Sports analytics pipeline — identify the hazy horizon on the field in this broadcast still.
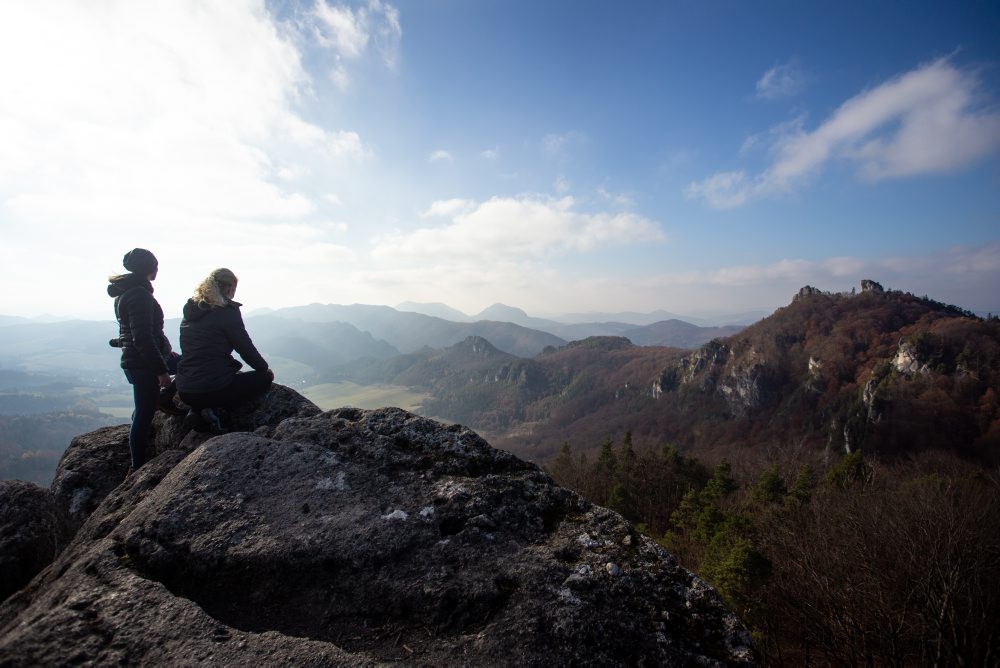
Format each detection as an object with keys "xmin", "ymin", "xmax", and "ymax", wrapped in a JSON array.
[
  {"xmin": 2, "ymin": 2, "xmax": 999, "ymax": 320},
  {"xmin": 0, "ymin": 296, "xmax": 771, "ymax": 327}
]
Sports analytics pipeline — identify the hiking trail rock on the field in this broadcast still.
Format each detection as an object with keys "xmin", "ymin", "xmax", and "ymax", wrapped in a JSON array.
[{"xmin": 0, "ymin": 389, "xmax": 756, "ymax": 665}]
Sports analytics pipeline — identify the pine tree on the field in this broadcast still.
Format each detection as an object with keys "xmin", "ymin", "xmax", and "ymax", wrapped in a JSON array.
[
  {"xmin": 752, "ymin": 463, "xmax": 787, "ymax": 505},
  {"xmin": 548, "ymin": 441, "xmax": 577, "ymax": 487},
  {"xmin": 608, "ymin": 430, "xmax": 638, "ymax": 520},
  {"xmin": 786, "ymin": 464, "xmax": 817, "ymax": 507},
  {"xmin": 588, "ymin": 436, "xmax": 617, "ymax": 505}
]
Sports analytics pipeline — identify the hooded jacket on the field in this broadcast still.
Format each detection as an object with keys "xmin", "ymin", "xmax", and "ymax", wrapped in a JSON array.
[
  {"xmin": 108, "ymin": 274, "xmax": 171, "ymax": 374},
  {"xmin": 175, "ymin": 299, "xmax": 268, "ymax": 393}
]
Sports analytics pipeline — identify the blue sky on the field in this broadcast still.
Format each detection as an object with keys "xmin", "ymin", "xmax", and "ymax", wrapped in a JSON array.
[{"xmin": 1, "ymin": 1, "xmax": 998, "ymax": 321}]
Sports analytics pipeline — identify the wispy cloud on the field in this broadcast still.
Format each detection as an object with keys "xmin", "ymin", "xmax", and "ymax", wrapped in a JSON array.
[
  {"xmin": 312, "ymin": 0, "xmax": 402, "ymax": 80},
  {"xmin": 689, "ymin": 58, "xmax": 1000, "ymax": 209},
  {"xmin": 542, "ymin": 131, "xmax": 585, "ymax": 157},
  {"xmin": 597, "ymin": 186, "xmax": 635, "ymax": 208},
  {"xmin": 428, "ymin": 149, "xmax": 454, "ymax": 163},
  {"xmin": 480, "ymin": 147, "xmax": 500, "ymax": 160},
  {"xmin": 756, "ymin": 60, "xmax": 806, "ymax": 100},
  {"xmin": 563, "ymin": 244, "xmax": 1000, "ymax": 315},
  {"xmin": 421, "ymin": 199, "xmax": 475, "ymax": 218}
]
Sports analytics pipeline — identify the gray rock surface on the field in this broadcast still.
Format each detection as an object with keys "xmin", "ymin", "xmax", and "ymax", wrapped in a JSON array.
[
  {"xmin": 50, "ymin": 424, "xmax": 132, "ymax": 538},
  {"xmin": 0, "ymin": 481, "xmax": 67, "ymax": 602},
  {"xmin": 0, "ymin": 399, "xmax": 756, "ymax": 665},
  {"xmin": 49, "ymin": 384, "xmax": 321, "ymax": 541},
  {"xmin": 152, "ymin": 383, "xmax": 322, "ymax": 453}
]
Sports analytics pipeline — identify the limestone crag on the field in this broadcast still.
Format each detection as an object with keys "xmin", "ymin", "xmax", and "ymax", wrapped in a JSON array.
[
  {"xmin": 656, "ymin": 340, "xmax": 772, "ymax": 417},
  {"xmin": 892, "ymin": 341, "xmax": 930, "ymax": 376},
  {"xmin": 0, "ymin": 389, "xmax": 755, "ymax": 665}
]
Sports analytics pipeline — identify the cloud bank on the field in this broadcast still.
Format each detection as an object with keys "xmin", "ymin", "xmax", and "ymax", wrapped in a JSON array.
[{"xmin": 374, "ymin": 195, "xmax": 665, "ymax": 264}]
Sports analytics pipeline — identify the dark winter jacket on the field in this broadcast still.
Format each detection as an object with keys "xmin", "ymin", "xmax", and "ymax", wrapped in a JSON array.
[
  {"xmin": 108, "ymin": 274, "xmax": 171, "ymax": 374},
  {"xmin": 176, "ymin": 299, "xmax": 268, "ymax": 393}
]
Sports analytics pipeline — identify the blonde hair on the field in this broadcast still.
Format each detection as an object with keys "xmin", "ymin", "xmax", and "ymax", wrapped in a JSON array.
[{"xmin": 192, "ymin": 268, "xmax": 238, "ymax": 308}]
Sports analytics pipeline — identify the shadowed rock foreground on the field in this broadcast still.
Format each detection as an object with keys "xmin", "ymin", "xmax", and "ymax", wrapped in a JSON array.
[{"xmin": 0, "ymin": 385, "xmax": 755, "ymax": 665}]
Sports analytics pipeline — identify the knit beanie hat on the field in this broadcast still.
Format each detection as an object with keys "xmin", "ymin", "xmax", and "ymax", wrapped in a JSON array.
[{"xmin": 123, "ymin": 248, "xmax": 158, "ymax": 275}]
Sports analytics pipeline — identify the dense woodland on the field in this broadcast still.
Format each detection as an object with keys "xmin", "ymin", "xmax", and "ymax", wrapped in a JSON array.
[
  {"xmin": 539, "ymin": 286, "xmax": 1000, "ymax": 665},
  {"xmin": 548, "ymin": 434, "xmax": 1000, "ymax": 665}
]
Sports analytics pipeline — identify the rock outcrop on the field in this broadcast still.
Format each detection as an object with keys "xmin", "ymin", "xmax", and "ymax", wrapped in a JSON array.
[
  {"xmin": 0, "ymin": 387, "xmax": 755, "ymax": 665},
  {"xmin": 0, "ymin": 480, "xmax": 68, "ymax": 601},
  {"xmin": 860, "ymin": 279, "xmax": 884, "ymax": 293}
]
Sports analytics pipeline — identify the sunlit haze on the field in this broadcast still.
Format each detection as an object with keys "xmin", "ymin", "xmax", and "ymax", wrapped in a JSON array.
[{"xmin": 2, "ymin": 1, "xmax": 999, "ymax": 321}]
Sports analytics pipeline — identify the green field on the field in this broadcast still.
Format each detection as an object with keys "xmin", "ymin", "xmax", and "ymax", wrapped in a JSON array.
[{"xmin": 302, "ymin": 382, "xmax": 430, "ymax": 412}]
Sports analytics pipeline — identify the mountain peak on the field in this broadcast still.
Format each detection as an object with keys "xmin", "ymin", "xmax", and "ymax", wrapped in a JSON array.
[{"xmin": 475, "ymin": 303, "xmax": 530, "ymax": 320}]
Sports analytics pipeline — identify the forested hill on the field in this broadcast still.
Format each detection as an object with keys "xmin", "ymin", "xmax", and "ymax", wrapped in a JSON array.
[{"xmin": 391, "ymin": 281, "xmax": 999, "ymax": 465}]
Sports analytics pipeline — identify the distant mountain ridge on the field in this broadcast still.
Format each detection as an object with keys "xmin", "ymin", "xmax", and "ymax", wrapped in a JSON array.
[
  {"xmin": 0, "ymin": 302, "xmax": 743, "ymax": 393},
  {"xmin": 388, "ymin": 301, "xmax": 743, "ymax": 347},
  {"xmin": 264, "ymin": 303, "xmax": 566, "ymax": 358},
  {"xmin": 343, "ymin": 282, "xmax": 1000, "ymax": 465}
]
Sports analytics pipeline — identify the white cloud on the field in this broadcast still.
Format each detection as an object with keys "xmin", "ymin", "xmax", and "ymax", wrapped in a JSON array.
[
  {"xmin": 554, "ymin": 175, "xmax": 571, "ymax": 194},
  {"xmin": 597, "ymin": 186, "xmax": 635, "ymax": 208},
  {"xmin": 312, "ymin": 0, "xmax": 402, "ymax": 82},
  {"xmin": 0, "ymin": 1, "xmax": 378, "ymax": 318},
  {"xmin": 480, "ymin": 147, "xmax": 500, "ymax": 160},
  {"xmin": 372, "ymin": 195, "xmax": 665, "ymax": 265},
  {"xmin": 756, "ymin": 60, "xmax": 805, "ymax": 100},
  {"xmin": 421, "ymin": 199, "xmax": 475, "ymax": 218},
  {"xmin": 684, "ymin": 171, "xmax": 752, "ymax": 209},
  {"xmin": 542, "ymin": 131, "xmax": 585, "ymax": 157},
  {"xmin": 428, "ymin": 150, "xmax": 454, "ymax": 163},
  {"xmin": 328, "ymin": 130, "xmax": 370, "ymax": 159},
  {"xmin": 369, "ymin": 0, "xmax": 403, "ymax": 70},
  {"xmin": 313, "ymin": 2, "xmax": 369, "ymax": 57},
  {"xmin": 690, "ymin": 58, "xmax": 1000, "ymax": 209}
]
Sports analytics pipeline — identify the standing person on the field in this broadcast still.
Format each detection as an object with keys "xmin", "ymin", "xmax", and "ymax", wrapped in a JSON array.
[
  {"xmin": 176, "ymin": 268, "xmax": 273, "ymax": 431},
  {"xmin": 108, "ymin": 248, "xmax": 180, "ymax": 471}
]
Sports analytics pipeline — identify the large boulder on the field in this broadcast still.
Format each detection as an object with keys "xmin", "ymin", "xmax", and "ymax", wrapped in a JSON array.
[
  {"xmin": 152, "ymin": 383, "xmax": 322, "ymax": 451},
  {"xmin": 0, "ymin": 405, "xmax": 755, "ymax": 665},
  {"xmin": 49, "ymin": 384, "xmax": 320, "ymax": 539},
  {"xmin": 50, "ymin": 424, "xmax": 132, "ymax": 538},
  {"xmin": 0, "ymin": 481, "xmax": 68, "ymax": 602}
]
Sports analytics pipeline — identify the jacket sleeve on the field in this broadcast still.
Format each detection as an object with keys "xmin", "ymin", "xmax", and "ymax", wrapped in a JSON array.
[
  {"xmin": 125, "ymin": 291, "xmax": 169, "ymax": 374},
  {"xmin": 224, "ymin": 307, "xmax": 269, "ymax": 372}
]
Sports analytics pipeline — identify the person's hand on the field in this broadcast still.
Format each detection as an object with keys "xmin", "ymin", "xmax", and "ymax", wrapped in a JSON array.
[{"xmin": 158, "ymin": 373, "xmax": 172, "ymax": 389}]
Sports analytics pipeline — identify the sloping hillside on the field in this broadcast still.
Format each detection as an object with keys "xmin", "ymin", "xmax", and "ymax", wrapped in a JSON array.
[
  {"xmin": 267, "ymin": 303, "xmax": 567, "ymax": 357},
  {"xmin": 489, "ymin": 283, "xmax": 999, "ymax": 464}
]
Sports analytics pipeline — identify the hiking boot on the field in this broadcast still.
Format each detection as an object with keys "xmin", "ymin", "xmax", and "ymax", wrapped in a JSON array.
[
  {"xmin": 199, "ymin": 408, "xmax": 226, "ymax": 434},
  {"xmin": 183, "ymin": 409, "xmax": 215, "ymax": 433}
]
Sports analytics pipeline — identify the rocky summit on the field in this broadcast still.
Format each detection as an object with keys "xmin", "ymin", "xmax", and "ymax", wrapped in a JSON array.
[{"xmin": 0, "ymin": 385, "xmax": 755, "ymax": 666}]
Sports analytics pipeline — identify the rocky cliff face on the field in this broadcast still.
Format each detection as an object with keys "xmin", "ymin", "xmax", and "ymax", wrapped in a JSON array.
[
  {"xmin": 0, "ymin": 386, "xmax": 755, "ymax": 665},
  {"xmin": 655, "ymin": 339, "xmax": 774, "ymax": 417}
]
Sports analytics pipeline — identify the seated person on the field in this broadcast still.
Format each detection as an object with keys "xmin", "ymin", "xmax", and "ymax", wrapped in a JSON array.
[{"xmin": 176, "ymin": 268, "xmax": 273, "ymax": 430}]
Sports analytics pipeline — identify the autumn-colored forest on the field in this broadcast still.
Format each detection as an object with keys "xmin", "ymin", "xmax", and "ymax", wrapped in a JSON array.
[{"xmin": 539, "ymin": 286, "xmax": 1000, "ymax": 664}]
